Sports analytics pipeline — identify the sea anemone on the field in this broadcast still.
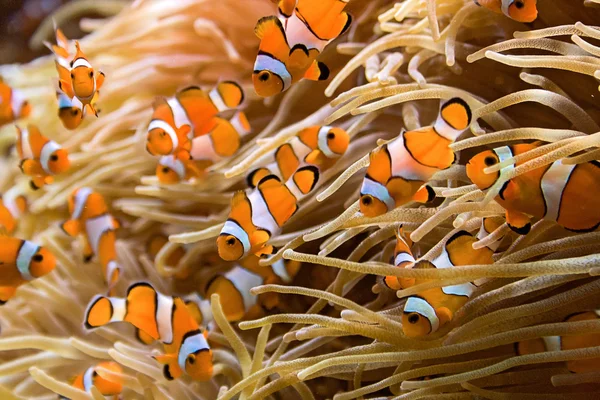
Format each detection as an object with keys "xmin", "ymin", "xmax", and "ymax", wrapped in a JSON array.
[{"xmin": 0, "ymin": 0, "xmax": 599, "ymax": 399}]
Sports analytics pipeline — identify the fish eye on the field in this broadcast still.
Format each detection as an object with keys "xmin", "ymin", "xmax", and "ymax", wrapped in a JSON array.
[
  {"xmin": 160, "ymin": 131, "xmax": 166, "ymax": 137},
  {"xmin": 187, "ymin": 354, "xmax": 195, "ymax": 364},
  {"xmin": 408, "ymin": 314, "xmax": 419, "ymax": 324},
  {"xmin": 50, "ymin": 155, "xmax": 59, "ymax": 161},
  {"xmin": 32, "ymin": 254, "xmax": 43, "ymax": 262},
  {"xmin": 226, "ymin": 237, "xmax": 236, "ymax": 246},
  {"xmin": 361, "ymin": 196, "xmax": 372, "ymax": 206},
  {"xmin": 327, "ymin": 132, "xmax": 335, "ymax": 140},
  {"xmin": 89, "ymin": 71, "xmax": 94, "ymax": 78},
  {"xmin": 162, "ymin": 167, "xmax": 170, "ymax": 173},
  {"xmin": 484, "ymin": 156, "xmax": 496, "ymax": 167},
  {"xmin": 92, "ymin": 371, "xmax": 98, "ymax": 377},
  {"xmin": 258, "ymin": 71, "xmax": 270, "ymax": 82},
  {"xmin": 514, "ymin": 0, "xmax": 524, "ymax": 9},
  {"xmin": 71, "ymin": 109, "xmax": 79, "ymax": 116}
]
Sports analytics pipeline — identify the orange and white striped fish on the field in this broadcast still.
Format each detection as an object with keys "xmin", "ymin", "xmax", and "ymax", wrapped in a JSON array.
[
  {"xmin": 85, "ymin": 282, "xmax": 213, "ymax": 381},
  {"xmin": 239, "ymin": 251, "xmax": 302, "ymax": 285},
  {"xmin": 474, "ymin": 0, "xmax": 538, "ymax": 23},
  {"xmin": 0, "ymin": 76, "xmax": 31, "ymax": 126},
  {"xmin": 360, "ymin": 98, "xmax": 472, "ymax": 218},
  {"xmin": 383, "ymin": 226, "xmax": 416, "ymax": 291},
  {"xmin": 400, "ymin": 221, "xmax": 501, "ymax": 337},
  {"xmin": 61, "ymin": 188, "xmax": 120, "ymax": 292},
  {"xmin": 156, "ymin": 112, "xmax": 251, "ymax": 184},
  {"xmin": 246, "ymin": 125, "xmax": 349, "ymax": 188},
  {"xmin": 0, "ymin": 235, "xmax": 56, "ymax": 304},
  {"xmin": 516, "ymin": 310, "xmax": 600, "ymax": 373},
  {"xmin": 253, "ymin": 0, "xmax": 352, "ymax": 97},
  {"xmin": 0, "ymin": 187, "xmax": 27, "ymax": 235},
  {"xmin": 146, "ymin": 82, "xmax": 245, "ymax": 161},
  {"xmin": 44, "ymin": 23, "xmax": 88, "ymax": 129},
  {"xmin": 16, "ymin": 124, "xmax": 70, "ymax": 190},
  {"xmin": 217, "ymin": 174, "xmax": 303, "ymax": 261},
  {"xmin": 466, "ymin": 143, "xmax": 600, "ymax": 234},
  {"xmin": 59, "ymin": 361, "xmax": 123, "ymax": 400},
  {"xmin": 59, "ymin": 41, "xmax": 105, "ymax": 117}
]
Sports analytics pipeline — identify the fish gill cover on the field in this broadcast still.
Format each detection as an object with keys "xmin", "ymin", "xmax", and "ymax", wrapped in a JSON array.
[{"xmin": 0, "ymin": 0, "xmax": 599, "ymax": 399}]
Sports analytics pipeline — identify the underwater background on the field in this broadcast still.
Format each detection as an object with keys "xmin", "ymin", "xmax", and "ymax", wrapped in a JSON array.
[{"xmin": 0, "ymin": 0, "xmax": 599, "ymax": 399}]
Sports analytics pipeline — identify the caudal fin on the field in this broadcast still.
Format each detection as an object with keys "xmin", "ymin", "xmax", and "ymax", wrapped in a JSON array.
[
  {"xmin": 84, "ymin": 294, "xmax": 126, "ymax": 329},
  {"xmin": 433, "ymin": 97, "xmax": 472, "ymax": 141},
  {"xmin": 209, "ymin": 81, "xmax": 244, "ymax": 112}
]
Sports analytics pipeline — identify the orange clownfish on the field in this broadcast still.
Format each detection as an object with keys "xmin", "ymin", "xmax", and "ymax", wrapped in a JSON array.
[
  {"xmin": 84, "ymin": 282, "xmax": 213, "ymax": 381},
  {"xmin": 217, "ymin": 174, "xmax": 301, "ymax": 261},
  {"xmin": 252, "ymin": 0, "xmax": 352, "ymax": 97},
  {"xmin": 247, "ymin": 125, "xmax": 349, "ymax": 188},
  {"xmin": 0, "ymin": 76, "xmax": 31, "ymax": 127},
  {"xmin": 516, "ymin": 310, "xmax": 600, "ymax": 373},
  {"xmin": 44, "ymin": 23, "xmax": 86, "ymax": 129},
  {"xmin": 146, "ymin": 82, "xmax": 245, "ymax": 161},
  {"xmin": 383, "ymin": 226, "xmax": 416, "ymax": 291},
  {"xmin": 466, "ymin": 143, "xmax": 600, "ymax": 234},
  {"xmin": 156, "ymin": 112, "xmax": 251, "ymax": 184},
  {"xmin": 59, "ymin": 361, "xmax": 123, "ymax": 400},
  {"xmin": 401, "ymin": 224, "xmax": 501, "ymax": 337},
  {"xmin": 59, "ymin": 41, "xmax": 104, "ymax": 117},
  {"xmin": 0, "ymin": 236, "xmax": 56, "ymax": 305},
  {"xmin": 0, "ymin": 187, "xmax": 27, "ymax": 235},
  {"xmin": 61, "ymin": 187, "xmax": 121, "ymax": 292},
  {"xmin": 359, "ymin": 98, "xmax": 472, "ymax": 218},
  {"xmin": 16, "ymin": 124, "xmax": 71, "ymax": 190},
  {"xmin": 474, "ymin": 0, "xmax": 538, "ymax": 23}
]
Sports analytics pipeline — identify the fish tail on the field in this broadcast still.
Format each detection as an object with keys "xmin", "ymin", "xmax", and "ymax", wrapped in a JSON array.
[
  {"xmin": 209, "ymin": 81, "xmax": 244, "ymax": 112},
  {"xmin": 433, "ymin": 97, "xmax": 472, "ymax": 140},
  {"xmin": 84, "ymin": 294, "xmax": 126, "ymax": 330}
]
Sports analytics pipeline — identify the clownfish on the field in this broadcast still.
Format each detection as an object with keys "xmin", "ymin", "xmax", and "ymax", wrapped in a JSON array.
[
  {"xmin": 252, "ymin": 0, "xmax": 352, "ymax": 97},
  {"xmin": 466, "ymin": 143, "xmax": 600, "ymax": 234},
  {"xmin": 59, "ymin": 41, "xmax": 104, "ymax": 117},
  {"xmin": 383, "ymin": 226, "xmax": 416, "ymax": 291},
  {"xmin": 0, "ymin": 187, "xmax": 27, "ymax": 235},
  {"xmin": 84, "ymin": 282, "xmax": 213, "ymax": 381},
  {"xmin": 516, "ymin": 310, "xmax": 600, "ymax": 373},
  {"xmin": 58, "ymin": 361, "xmax": 123, "ymax": 400},
  {"xmin": 16, "ymin": 124, "xmax": 71, "ymax": 190},
  {"xmin": 146, "ymin": 82, "xmax": 245, "ymax": 161},
  {"xmin": 156, "ymin": 112, "xmax": 251, "ymax": 184},
  {"xmin": 0, "ymin": 236, "xmax": 56, "ymax": 304},
  {"xmin": 61, "ymin": 188, "xmax": 121, "ymax": 292},
  {"xmin": 217, "ymin": 174, "xmax": 303, "ymax": 261},
  {"xmin": 401, "ymin": 222, "xmax": 501, "ymax": 337},
  {"xmin": 474, "ymin": 0, "xmax": 538, "ymax": 23},
  {"xmin": 0, "ymin": 76, "xmax": 31, "ymax": 126},
  {"xmin": 359, "ymin": 98, "xmax": 472, "ymax": 218},
  {"xmin": 44, "ymin": 23, "xmax": 86, "ymax": 129},
  {"xmin": 239, "ymin": 251, "xmax": 302, "ymax": 285},
  {"xmin": 247, "ymin": 125, "xmax": 349, "ymax": 188},
  {"xmin": 146, "ymin": 234, "xmax": 192, "ymax": 280}
]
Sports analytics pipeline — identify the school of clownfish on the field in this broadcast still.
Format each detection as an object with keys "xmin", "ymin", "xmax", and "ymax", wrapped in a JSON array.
[{"xmin": 1, "ymin": 0, "xmax": 599, "ymax": 397}]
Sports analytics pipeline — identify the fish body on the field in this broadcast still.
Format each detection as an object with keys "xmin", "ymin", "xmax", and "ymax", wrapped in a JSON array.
[
  {"xmin": 156, "ymin": 112, "xmax": 251, "ymax": 184},
  {"xmin": 252, "ymin": 0, "xmax": 352, "ymax": 97},
  {"xmin": 384, "ymin": 226, "xmax": 416, "ymax": 291},
  {"xmin": 16, "ymin": 124, "xmax": 70, "ymax": 190},
  {"xmin": 0, "ymin": 76, "xmax": 31, "ymax": 126},
  {"xmin": 0, "ymin": 187, "xmax": 27, "ymax": 235},
  {"xmin": 146, "ymin": 82, "xmax": 245, "ymax": 161},
  {"xmin": 516, "ymin": 310, "xmax": 600, "ymax": 373},
  {"xmin": 44, "ymin": 24, "xmax": 86, "ymax": 129},
  {"xmin": 217, "ymin": 175, "xmax": 300, "ymax": 261},
  {"xmin": 466, "ymin": 143, "xmax": 600, "ymax": 234},
  {"xmin": 475, "ymin": 0, "xmax": 538, "ymax": 23},
  {"xmin": 61, "ymin": 188, "xmax": 121, "ymax": 292},
  {"xmin": 59, "ymin": 41, "xmax": 104, "ymax": 117},
  {"xmin": 84, "ymin": 282, "xmax": 213, "ymax": 381},
  {"xmin": 0, "ymin": 236, "xmax": 56, "ymax": 301},
  {"xmin": 359, "ymin": 98, "xmax": 472, "ymax": 217},
  {"xmin": 401, "ymin": 224, "xmax": 500, "ymax": 337},
  {"xmin": 62, "ymin": 361, "xmax": 123, "ymax": 399},
  {"xmin": 247, "ymin": 125, "xmax": 349, "ymax": 188}
]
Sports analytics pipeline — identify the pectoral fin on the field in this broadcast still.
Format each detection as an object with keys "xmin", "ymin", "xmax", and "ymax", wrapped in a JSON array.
[
  {"xmin": 153, "ymin": 353, "xmax": 183, "ymax": 381},
  {"xmin": 61, "ymin": 219, "xmax": 82, "ymax": 237}
]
